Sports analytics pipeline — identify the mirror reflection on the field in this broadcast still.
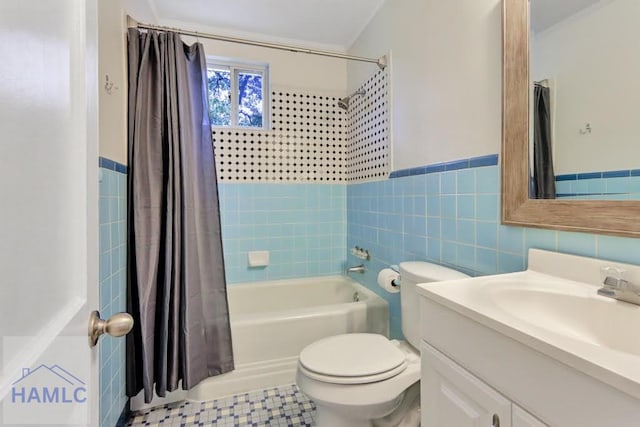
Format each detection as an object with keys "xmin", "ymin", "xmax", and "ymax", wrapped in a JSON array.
[{"xmin": 529, "ymin": 0, "xmax": 640, "ymax": 200}]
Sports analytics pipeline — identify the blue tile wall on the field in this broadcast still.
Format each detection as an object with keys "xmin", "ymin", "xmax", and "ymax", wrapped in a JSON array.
[
  {"xmin": 555, "ymin": 169, "xmax": 640, "ymax": 199},
  {"xmin": 99, "ymin": 160, "xmax": 128, "ymax": 427},
  {"xmin": 218, "ymin": 183, "xmax": 346, "ymax": 283},
  {"xmin": 347, "ymin": 155, "xmax": 640, "ymax": 339}
]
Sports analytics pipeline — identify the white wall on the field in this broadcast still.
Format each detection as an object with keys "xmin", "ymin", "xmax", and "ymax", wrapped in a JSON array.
[
  {"xmin": 165, "ymin": 19, "xmax": 348, "ymax": 94},
  {"xmin": 98, "ymin": 0, "xmax": 128, "ymax": 165},
  {"xmin": 181, "ymin": 32, "xmax": 348, "ymax": 93},
  {"xmin": 97, "ymin": 2, "xmax": 348, "ymax": 165},
  {"xmin": 532, "ymin": 0, "xmax": 640, "ymax": 174},
  {"xmin": 348, "ymin": 0, "xmax": 503, "ymax": 171}
]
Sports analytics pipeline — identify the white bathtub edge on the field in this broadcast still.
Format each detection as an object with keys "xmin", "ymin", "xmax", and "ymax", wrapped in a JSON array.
[
  {"xmin": 187, "ymin": 356, "xmax": 299, "ymax": 402},
  {"xmin": 130, "ymin": 357, "xmax": 299, "ymax": 411}
]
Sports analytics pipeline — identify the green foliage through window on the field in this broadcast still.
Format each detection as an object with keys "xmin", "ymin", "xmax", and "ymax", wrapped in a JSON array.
[
  {"xmin": 238, "ymin": 72, "xmax": 263, "ymax": 127},
  {"xmin": 206, "ymin": 61, "xmax": 267, "ymax": 129},
  {"xmin": 207, "ymin": 69, "xmax": 231, "ymax": 127}
]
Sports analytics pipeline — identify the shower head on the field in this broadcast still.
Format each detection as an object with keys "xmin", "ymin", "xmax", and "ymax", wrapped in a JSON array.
[{"xmin": 338, "ymin": 89, "xmax": 366, "ymax": 111}]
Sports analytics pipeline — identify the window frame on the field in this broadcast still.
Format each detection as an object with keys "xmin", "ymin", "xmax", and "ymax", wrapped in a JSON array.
[{"xmin": 206, "ymin": 58, "xmax": 270, "ymax": 131}]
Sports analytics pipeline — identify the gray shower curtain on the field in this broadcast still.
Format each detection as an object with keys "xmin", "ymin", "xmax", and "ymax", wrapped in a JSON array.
[
  {"xmin": 532, "ymin": 84, "xmax": 556, "ymax": 199},
  {"xmin": 126, "ymin": 28, "xmax": 234, "ymax": 403}
]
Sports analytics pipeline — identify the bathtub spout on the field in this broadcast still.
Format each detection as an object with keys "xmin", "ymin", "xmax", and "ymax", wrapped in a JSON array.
[{"xmin": 347, "ymin": 264, "xmax": 365, "ymax": 274}]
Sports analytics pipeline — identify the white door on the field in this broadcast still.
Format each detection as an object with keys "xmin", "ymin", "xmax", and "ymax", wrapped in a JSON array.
[
  {"xmin": 422, "ymin": 342, "xmax": 512, "ymax": 427},
  {"xmin": 0, "ymin": 0, "xmax": 100, "ymax": 425}
]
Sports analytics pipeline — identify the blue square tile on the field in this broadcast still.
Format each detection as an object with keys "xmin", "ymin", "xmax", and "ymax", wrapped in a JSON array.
[
  {"xmin": 405, "ymin": 235, "xmax": 427, "ymax": 257},
  {"xmin": 476, "ymin": 194, "xmax": 498, "ymax": 221},
  {"xmin": 498, "ymin": 252, "xmax": 525, "ymax": 273},
  {"xmin": 426, "ymin": 196, "xmax": 441, "ymax": 217},
  {"xmin": 555, "ymin": 181, "xmax": 571, "ymax": 195},
  {"xmin": 407, "ymin": 216, "xmax": 427, "ymax": 236},
  {"xmin": 499, "ymin": 226, "xmax": 524, "ymax": 254},
  {"xmin": 629, "ymin": 176, "xmax": 640, "ymax": 194},
  {"xmin": 457, "ymin": 195, "xmax": 475, "ymax": 219},
  {"xmin": 457, "ymin": 169, "xmax": 476, "ymax": 194},
  {"xmin": 476, "ymin": 248, "xmax": 498, "ymax": 274},
  {"xmin": 426, "ymin": 174, "xmax": 440, "ymax": 195},
  {"xmin": 99, "ymin": 197, "xmax": 110, "ymax": 224},
  {"xmin": 394, "ymin": 177, "xmax": 412, "ymax": 195},
  {"xmin": 597, "ymin": 236, "xmax": 640, "ymax": 265},
  {"xmin": 571, "ymin": 180, "xmax": 588, "ymax": 194},
  {"xmin": 100, "ymin": 224, "xmax": 110, "ymax": 254},
  {"xmin": 557, "ymin": 232, "xmax": 596, "ymax": 258},
  {"xmin": 441, "ymin": 195, "xmax": 457, "ymax": 218},
  {"xmin": 402, "ymin": 196, "xmax": 414, "ymax": 215},
  {"xmin": 441, "ymin": 172, "xmax": 457, "ymax": 194},
  {"xmin": 585, "ymin": 178, "xmax": 606, "ymax": 194},
  {"xmin": 476, "ymin": 221, "xmax": 498, "ymax": 249},
  {"xmin": 476, "ymin": 166, "xmax": 499, "ymax": 194},
  {"xmin": 427, "ymin": 238, "xmax": 441, "ymax": 261},
  {"xmin": 411, "ymin": 175, "xmax": 427, "ymax": 195},
  {"xmin": 442, "ymin": 241, "xmax": 457, "ymax": 264},
  {"xmin": 427, "ymin": 217, "xmax": 441, "ymax": 239},
  {"xmin": 524, "ymin": 228, "xmax": 557, "ymax": 252},
  {"xmin": 104, "ymin": 170, "xmax": 117, "ymax": 195},
  {"xmin": 441, "ymin": 219, "xmax": 457, "ymax": 241},
  {"xmin": 110, "ymin": 224, "xmax": 119, "ymax": 251},
  {"xmin": 457, "ymin": 244, "xmax": 475, "ymax": 271},
  {"xmin": 414, "ymin": 196, "xmax": 427, "ymax": 216},
  {"xmin": 606, "ymin": 177, "xmax": 630, "ymax": 193},
  {"xmin": 117, "ymin": 173, "xmax": 127, "ymax": 196},
  {"xmin": 457, "ymin": 220, "xmax": 476, "ymax": 244}
]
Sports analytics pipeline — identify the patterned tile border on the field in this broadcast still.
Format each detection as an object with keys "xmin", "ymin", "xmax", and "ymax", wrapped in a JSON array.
[
  {"xmin": 100, "ymin": 156, "xmax": 128, "ymax": 174},
  {"xmin": 389, "ymin": 154, "xmax": 499, "ymax": 179},
  {"xmin": 556, "ymin": 168, "xmax": 640, "ymax": 181}
]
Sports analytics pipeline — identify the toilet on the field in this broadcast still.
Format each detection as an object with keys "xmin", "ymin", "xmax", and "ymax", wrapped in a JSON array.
[{"xmin": 295, "ymin": 261, "xmax": 469, "ymax": 427}]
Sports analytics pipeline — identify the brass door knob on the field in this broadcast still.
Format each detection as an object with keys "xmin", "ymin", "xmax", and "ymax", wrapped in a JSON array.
[{"xmin": 88, "ymin": 310, "xmax": 134, "ymax": 347}]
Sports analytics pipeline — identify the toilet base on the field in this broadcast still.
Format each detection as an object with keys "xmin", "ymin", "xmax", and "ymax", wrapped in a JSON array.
[
  {"xmin": 312, "ymin": 382, "xmax": 421, "ymax": 427},
  {"xmin": 311, "ymin": 382, "xmax": 421, "ymax": 427},
  {"xmin": 315, "ymin": 405, "xmax": 378, "ymax": 427}
]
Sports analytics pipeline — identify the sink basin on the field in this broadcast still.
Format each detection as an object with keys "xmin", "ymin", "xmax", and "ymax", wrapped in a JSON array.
[
  {"xmin": 416, "ymin": 249, "xmax": 640, "ymax": 400},
  {"xmin": 487, "ymin": 282, "xmax": 640, "ymax": 357}
]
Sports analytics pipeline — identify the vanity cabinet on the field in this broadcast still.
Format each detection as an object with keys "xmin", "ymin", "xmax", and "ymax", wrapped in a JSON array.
[
  {"xmin": 422, "ymin": 341, "xmax": 547, "ymax": 427},
  {"xmin": 512, "ymin": 405, "xmax": 547, "ymax": 427},
  {"xmin": 419, "ymin": 291, "xmax": 640, "ymax": 427}
]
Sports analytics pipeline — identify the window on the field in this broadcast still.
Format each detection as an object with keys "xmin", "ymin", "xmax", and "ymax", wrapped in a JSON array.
[{"xmin": 206, "ymin": 59, "xmax": 269, "ymax": 129}]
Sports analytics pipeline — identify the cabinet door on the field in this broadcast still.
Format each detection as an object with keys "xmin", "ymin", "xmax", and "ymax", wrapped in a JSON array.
[
  {"xmin": 513, "ymin": 405, "xmax": 548, "ymax": 427},
  {"xmin": 422, "ymin": 342, "xmax": 511, "ymax": 427}
]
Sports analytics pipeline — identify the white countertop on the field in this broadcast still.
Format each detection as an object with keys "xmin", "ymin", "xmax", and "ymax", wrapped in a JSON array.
[{"xmin": 416, "ymin": 249, "xmax": 640, "ymax": 401}]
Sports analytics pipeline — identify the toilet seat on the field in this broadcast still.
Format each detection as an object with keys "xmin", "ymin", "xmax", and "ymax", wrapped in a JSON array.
[{"xmin": 298, "ymin": 333, "xmax": 408, "ymax": 385}]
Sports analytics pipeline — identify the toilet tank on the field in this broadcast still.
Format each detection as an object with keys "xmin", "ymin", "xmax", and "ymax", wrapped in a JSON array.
[{"xmin": 399, "ymin": 261, "xmax": 470, "ymax": 348}]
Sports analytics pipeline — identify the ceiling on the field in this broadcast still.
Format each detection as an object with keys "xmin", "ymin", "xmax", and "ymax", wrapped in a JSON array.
[
  {"xmin": 531, "ymin": 0, "xmax": 603, "ymax": 33},
  {"xmin": 148, "ymin": 0, "xmax": 386, "ymax": 50}
]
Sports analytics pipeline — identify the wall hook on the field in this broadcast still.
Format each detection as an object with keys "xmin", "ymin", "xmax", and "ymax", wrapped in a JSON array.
[
  {"xmin": 579, "ymin": 123, "xmax": 592, "ymax": 135},
  {"xmin": 104, "ymin": 74, "xmax": 118, "ymax": 95}
]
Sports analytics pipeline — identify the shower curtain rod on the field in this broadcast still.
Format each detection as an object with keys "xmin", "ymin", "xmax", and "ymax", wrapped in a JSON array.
[{"xmin": 132, "ymin": 20, "xmax": 387, "ymax": 70}]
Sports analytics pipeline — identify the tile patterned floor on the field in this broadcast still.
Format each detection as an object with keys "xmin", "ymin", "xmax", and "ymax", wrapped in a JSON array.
[{"xmin": 126, "ymin": 384, "xmax": 316, "ymax": 427}]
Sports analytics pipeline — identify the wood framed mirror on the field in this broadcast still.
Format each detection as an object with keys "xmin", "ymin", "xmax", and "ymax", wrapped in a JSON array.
[{"xmin": 501, "ymin": 0, "xmax": 640, "ymax": 237}]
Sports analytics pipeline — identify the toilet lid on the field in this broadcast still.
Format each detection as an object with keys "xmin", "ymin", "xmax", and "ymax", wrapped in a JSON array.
[{"xmin": 299, "ymin": 334, "xmax": 407, "ymax": 383}]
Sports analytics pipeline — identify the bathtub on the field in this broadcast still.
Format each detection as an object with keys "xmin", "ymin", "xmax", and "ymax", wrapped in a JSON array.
[{"xmin": 187, "ymin": 275, "xmax": 388, "ymax": 401}]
